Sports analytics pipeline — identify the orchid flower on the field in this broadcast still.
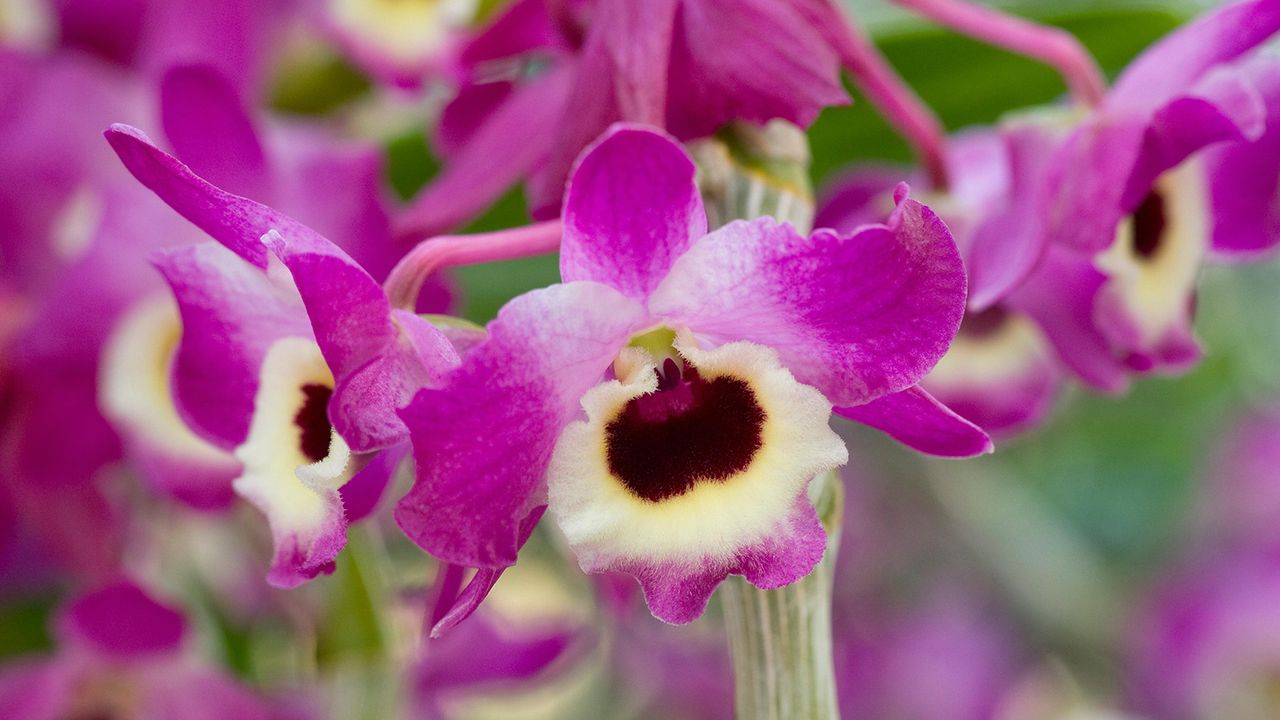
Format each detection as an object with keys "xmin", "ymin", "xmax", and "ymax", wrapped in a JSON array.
[
  {"xmin": 104, "ymin": 110, "xmax": 458, "ymax": 586},
  {"xmin": 1132, "ymin": 549, "xmax": 1280, "ymax": 719},
  {"xmin": 396, "ymin": 123, "xmax": 979, "ymax": 625},
  {"xmin": 1040, "ymin": 0, "xmax": 1280, "ymax": 374}
]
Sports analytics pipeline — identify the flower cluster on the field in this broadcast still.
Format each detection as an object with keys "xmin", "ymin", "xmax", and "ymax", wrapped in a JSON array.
[{"xmin": 1, "ymin": 0, "xmax": 1279, "ymax": 717}]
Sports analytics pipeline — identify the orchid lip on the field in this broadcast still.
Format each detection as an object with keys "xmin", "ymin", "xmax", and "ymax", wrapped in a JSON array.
[
  {"xmin": 547, "ymin": 337, "xmax": 847, "ymax": 572},
  {"xmin": 232, "ymin": 337, "xmax": 352, "ymax": 587}
]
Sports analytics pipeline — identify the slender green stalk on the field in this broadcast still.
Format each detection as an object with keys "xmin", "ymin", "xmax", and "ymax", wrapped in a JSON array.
[{"xmin": 720, "ymin": 472, "xmax": 843, "ymax": 720}]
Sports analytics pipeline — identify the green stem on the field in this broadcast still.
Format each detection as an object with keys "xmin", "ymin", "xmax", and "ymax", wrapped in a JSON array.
[{"xmin": 721, "ymin": 472, "xmax": 843, "ymax": 720}]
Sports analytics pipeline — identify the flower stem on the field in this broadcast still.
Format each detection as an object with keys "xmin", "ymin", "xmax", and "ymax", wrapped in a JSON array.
[
  {"xmin": 720, "ymin": 471, "xmax": 843, "ymax": 720},
  {"xmin": 824, "ymin": 0, "xmax": 950, "ymax": 189},
  {"xmin": 382, "ymin": 219, "xmax": 562, "ymax": 310},
  {"xmin": 890, "ymin": 0, "xmax": 1106, "ymax": 107}
]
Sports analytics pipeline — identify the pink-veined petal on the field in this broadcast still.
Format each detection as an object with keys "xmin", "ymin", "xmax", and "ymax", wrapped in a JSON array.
[
  {"xmin": 396, "ymin": 282, "xmax": 645, "ymax": 569},
  {"xmin": 836, "ymin": 385, "xmax": 993, "ymax": 457},
  {"xmin": 560, "ymin": 124, "xmax": 706, "ymax": 300},
  {"xmin": 650, "ymin": 189, "xmax": 966, "ymax": 407}
]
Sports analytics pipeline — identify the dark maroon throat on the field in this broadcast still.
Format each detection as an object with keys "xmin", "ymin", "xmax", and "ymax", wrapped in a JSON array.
[
  {"xmin": 958, "ymin": 304, "xmax": 1009, "ymax": 339},
  {"xmin": 1132, "ymin": 189, "xmax": 1167, "ymax": 260},
  {"xmin": 294, "ymin": 383, "xmax": 334, "ymax": 463},
  {"xmin": 605, "ymin": 359, "xmax": 766, "ymax": 502}
]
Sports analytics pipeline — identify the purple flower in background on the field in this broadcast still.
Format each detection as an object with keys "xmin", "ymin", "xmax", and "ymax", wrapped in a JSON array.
[
  {"xmin": 1198, "ymin": 404, "xmax": 1280, "ymax": 549},
  {"xmin": 0, "ymin": 580, "xmax": 285, "ymax": 720},
  {"xmin": 0, "ymin": 50, "xmax": 203, "ymax": 575},
  {"xmin": 817, "ymin": 125, "xmax": 1063, "ymax": 438},
  {"xmin": 397, "ymin": 123, "xmax": 974, "ymax": 624},
  {"xmin": 397, "ymin": 0, "xmax": 849, "ymax": 238},
  {"xmin": 1130, "ymin": 549, "xmax": 1280, "ymax": 719},
  {"xmin": 104, "ymin": 108, "xmax": 457, "ymax": 586},
  {"xmin": 836, "ymin": 592, "xmax": 1018, "ymax": 720},
  {"xmin": 1042, "ymin": 0, "xmax": 1280, "ymax": 373}
]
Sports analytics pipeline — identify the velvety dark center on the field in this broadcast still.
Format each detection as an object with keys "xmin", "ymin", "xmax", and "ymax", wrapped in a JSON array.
[
  {"xmin": 958, "ymin": 304, "xmax": 1009, "ymax": 339},
  {"xmin": 605, "ymin": 359, "xmax": 766, "ymax": 503},
  {"xmin": 1132, "ymin": 190, "xmax": 1167, "ymax": 260},
  {"xmin": 294, "ymin": 384, "xmax": 334, "ymax": 463}
]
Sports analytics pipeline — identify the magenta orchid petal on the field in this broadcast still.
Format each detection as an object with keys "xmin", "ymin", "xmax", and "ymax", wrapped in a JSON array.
[
  {"xmin": 622, "ymin": 497, "xmax": 826, "ymax": 625},
  {"xmin": 397, "ymin": 66, "xmax": 573, "ymax": 239},
  {"xmin": 453, "ymin": 0, "xmax": 564, "ymax": 75},
  {"xmin": 159, "ymin": 64, "xmax": 270, "ymax": 201},
  {"xmin": 153, "ymin": 242, "xmax": 310, "ymax": 449},
  {"xmin": 1, "ymin": 579, "xmax": 281, "ymax": 720},
  {"xmin": 1, "ymin": 369, "xmax": 123, "ymax": 580},
  {"xmin": 339, "ymin": 443, "xmax": 409, "ymax": 524},
  {"xmin": 396, "ymin": 282, "xmax": 645, "ymax": 568},
  {"xmin": 966, "ymin": 121, "xmax": 1057, "ymax": 311},
  {"xmin": 1093, "ymin": 280, "xmax": 1203, "ymax": 373},
  {"xmin": 54, "ymin": 0, "xmax": 147, "ymax": 65},
  {"xmin": 650, "ymin": 191, "xmax": 966, "ymax": 407},
  {"xmin": 665, "ymin": 0, "xmax": 848, "ymax": 139},
  {"xmin": 136, "ymin": 0, "xmax": 287, "ymax": 100},
  {"xmin": 836, "ymin": 385, "xmax": 993, "ymax": 458},
  {"xmin": 1010, "ymin": 246, "xmax": 1129, "ymax": 393},
  {"xmin": 105, "ymin": 123, "xmax": 324, "ymax": 268},
  {"xmin": 263, "ymin": 232, "xmax": 458, "ymax": 452},
  {"xmin": 1107, "ymin": 0, "xmax": 1280, "ymax": 115},
  {"xmin": 1206, "ymin": 54, "xmax": 1280, "ymax": 259},
  {"xmin": 127, "ymin": 438, "xmax": 242, "ymax": 511},
  {"xmin": 1120, "ymin": 66, "xmax": 1266, "ymax": 210},
  {"xmin": 919, "ymin": 307, "xmax": 1064, "ymax": 438},
  {"xmin": 264, "ymin": 502, "xmax": 346, "ymax": 588},
  {"xmin": 533, "ymin": 0, "xmax": 679, "ymax": 214},
  {"xmin": 585, "ymin": 0, "xmax": 676, "ymax": 124},
  {"xmin": 1, "ymin": 378, "xmax": 123, "ymax": 578},
  {"xmin": 813, "ymin": 165, "xmax": 908, "ymax": 232},
  {"xmin": 560, "ymin": 124, "xmax": 707, "ymax": 300},
  {"xmin": 1043, "ymin": 116, "xmax": 1149, "ymax": 253},
  {"xmin": 268, "ymin": 124, "xmax": 400, "ymax": 281},
  {"xmin": 430, "ymin": 567, "xmax": 504, "ymax": 639},
  {"xmin": 0, "ymin": 659, "xmax": 69, "ymax": 720},
  {"xmin": 435, "ymin": 80, "xmax": 517, "ymax": 161},
  {"xmin": 429, "ymin": 507, "xmax": 547, "ymax": 638},
  {"xmin": 1047, "ymin": 0, "xmax": 1280, "ymax": 254},
  {"xmin": 57, "ymin": 580, "xmax": 186, "ymax": 658},
  {"xmin": 417, "ymin": 598, "xmax": 581, "ymax": 703}
]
